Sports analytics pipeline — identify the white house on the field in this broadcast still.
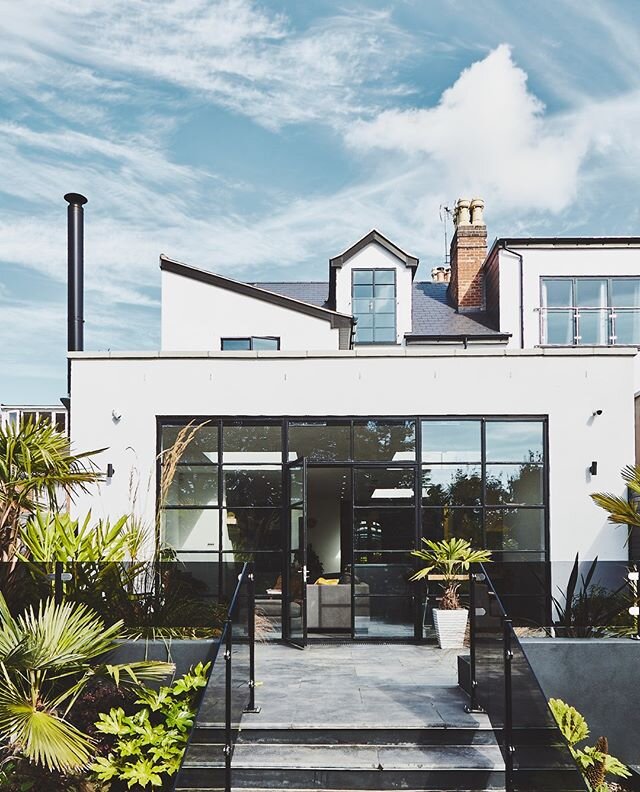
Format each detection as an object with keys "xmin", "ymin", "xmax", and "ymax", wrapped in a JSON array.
[{"xmin": 69, "ymin": 197, "xmax": 639, "ymax": 641}]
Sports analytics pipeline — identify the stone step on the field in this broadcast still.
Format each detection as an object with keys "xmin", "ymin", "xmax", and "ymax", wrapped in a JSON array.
[
  {"xmin": 178, "ymin": 742, "xmax": 506, "ymax": 790},
  {"xmin": 192, "ymin": 725, "xmax": 498, "ymax": 746}
]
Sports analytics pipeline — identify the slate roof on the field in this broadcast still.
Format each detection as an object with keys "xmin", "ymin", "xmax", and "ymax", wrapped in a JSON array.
[
  {"xmin": 251, "ymin": 282, "xmax": 330, "ymax": 309},
  {"xmin": 409, "ymin": 281, "xmax": 506, "ymax": 339},
  {"xmin": 254, "ymin": 281, "xmax": 506, "ymax": 339}
]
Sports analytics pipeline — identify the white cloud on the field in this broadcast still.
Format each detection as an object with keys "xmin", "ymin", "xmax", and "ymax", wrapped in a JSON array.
[
  {"xmin": 346, "ymin": 44, "xmax": 590, "ymax": 213},
  {"xmin": 0, "ymin": 0, "xmax": 412, "ymax": 130}
]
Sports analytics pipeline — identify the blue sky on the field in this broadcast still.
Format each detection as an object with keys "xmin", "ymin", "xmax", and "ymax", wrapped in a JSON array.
[{"xmin": 2, "ymin": 0, "xmax": 640, "ymax": 403}]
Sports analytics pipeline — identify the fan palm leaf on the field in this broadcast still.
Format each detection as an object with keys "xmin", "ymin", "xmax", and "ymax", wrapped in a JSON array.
[
  {"xmin": 0, "ymin": 417, "xmax": 104, "ymax": 559},
  {"xmin": 591, "ymin": 465, "xmax": 640, "ymax": 542},
  {"xmin": 0, "ymin": 593, "xmax": 172, "ymax": 771}
]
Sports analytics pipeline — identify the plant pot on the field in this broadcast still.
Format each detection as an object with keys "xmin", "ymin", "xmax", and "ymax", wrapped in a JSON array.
[{"xmin": 433, "ymin": 608, "xmax": 468, "ymax": 649}]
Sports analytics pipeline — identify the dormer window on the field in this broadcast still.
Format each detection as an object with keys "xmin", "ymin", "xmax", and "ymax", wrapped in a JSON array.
[{"xmin": 352, "ymin": 269, "xmax": 396, "ymax": 344}]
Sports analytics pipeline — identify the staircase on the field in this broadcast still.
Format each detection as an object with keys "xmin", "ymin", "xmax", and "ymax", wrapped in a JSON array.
[{"xmin": 175, "ymin": 643, "xmax": 505, "ymax": 791}]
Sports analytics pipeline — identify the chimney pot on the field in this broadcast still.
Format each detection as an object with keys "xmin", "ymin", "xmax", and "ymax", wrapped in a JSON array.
[
  {"xmin": 454, "ymin": 198, "xmax": 471, "ymax": 227},
  {"xmin": 470, "ymin": 197, "xmax": 485, "ymax": 226}
]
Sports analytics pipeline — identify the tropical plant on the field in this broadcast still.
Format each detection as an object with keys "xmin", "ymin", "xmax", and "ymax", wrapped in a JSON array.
[
  {"xmin": 551, "ymin": 554, "xmax": 630, "ymax": 637},
  {"xmin": 0, "ymin": 592, "xmax": 172, "ymax": 773},
  {"xmin": 90, "ymin": 662, "xmax": 209, "ymax": 789},
  {"xmin": 409, "ymin": 538, "xmax": 492, "ymax": 609},
  {"xmin": 0, "ymin": 418, "xmax": 103, "ymax": 560},
  {"xmin": 591, "ymin": 464, "xmax": 640, "ymax": 542},
  {"xmin": 549, "ymin": 698, "xmax": 630, "ymax": 791},
  {"xmin": 18, "ymin": 510, "xmax": 144, "ymax": 563}
]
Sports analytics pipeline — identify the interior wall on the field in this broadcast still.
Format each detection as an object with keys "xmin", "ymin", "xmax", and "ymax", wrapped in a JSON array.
[{"xmin": 307, "ymin": 468, "xmax": 346, "ymax": 577}]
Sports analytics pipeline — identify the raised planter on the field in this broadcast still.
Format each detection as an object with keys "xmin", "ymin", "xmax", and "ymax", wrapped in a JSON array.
[
  {"xmin": 108, "ymin": 638, "xmax": 215, "ymax": 677},
  {"xmin": 433, "ymin": 608, "xmax": 468, "ymax": 649}
]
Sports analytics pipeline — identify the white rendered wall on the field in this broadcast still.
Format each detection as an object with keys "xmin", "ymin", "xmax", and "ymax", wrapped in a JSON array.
[
  {"xmin": 161, "ymin": 269, "xmax": 340, "ymax": 351},
  {"xmin": 71, "ymin": 349, "xmax": 635, "ymax": 563},
  {"xmin": 334, "ymin": 243, "xmax": 413, "ymax": 345}
]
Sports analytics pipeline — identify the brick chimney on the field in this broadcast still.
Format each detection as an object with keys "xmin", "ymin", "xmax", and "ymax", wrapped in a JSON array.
[{"xmin": 448, "ymin": 197, "xmax": 487, "ymax": 311}]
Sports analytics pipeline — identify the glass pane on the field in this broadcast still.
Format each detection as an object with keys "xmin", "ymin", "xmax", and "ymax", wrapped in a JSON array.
[
  {"xmin": 612, "ymin": 279, "xmax": 640, "ymax": 308},
  {"xmin": 355, "ymin": 468, "xmax": 414, "ymax": 506},
  {"xmin": 354, "ymin": 596, "xmax": 414, "ymax": 638},
  {"xmin": 577, "ymin": 309, "xmax": 608, "ymax": 345},
  {"xmin": 373, "ymin": 298, "xmax": 395, "ymax": 314},
  {"xmin": 422, "ymin": 508, "xmax": 483, "ymax": 545},
  {"xmin": 55, "ymin": 412, "xmax": 67, "ymax": 433},
  {"xmin": 288, "ymin": 422, "xmax": 351, "ymax": 461},
  {"xmin": 422, "ymin": 465, "xmax": 481, "ymax": 506},
  {"xmin": 162, "ymin": 424, "xmax": 219, "ymax": 464},
  {"xmin": 353, "ymin": 284, "xmax": 373, "ymax": 299},
  {"xmin": 373, "ymin": 327, "xmax": 395, "ymax": 343},
  {"xmin": 223, "ymin": 423, "xmax": 281, "ymax": 463},
  {"xmin": 253, "ymin": 337, "xmax": 279, "ymax": 350},
  {"xmin": 166, "ymin": 466, "xmax": 218, "ymax": 506},
  {"xmin": 542, "ymin": 279, "xmax": 572, "ymax": 308},
  {"xmin": 374, "ymin": 284, "xmax": 395, "ymax": 299},
  {"xmin": 545, "ymin": 310, "xmax": 574, "ymax": 344},
  {"xmin": 353, "ymin": 298, "xmax": 373, "ymax": 314},
  {"xmin": 222, "ymin": 508, "xmax": 282, "ymax": 552},
  {"xmin": 223, "ymin": 467, "xmax": 282, "ymax": 507},
  {"xmin": 290, "ymin": 466, "xmax": 304, "ymax": 505},
  {"xmin": 353, "ymin": 555, "xmax": 413, "ymax": 596},
  {"xmin": 485, "ymin": 464, "xmax": 543, "ymax": 505},
  {"xmin": 353, "ymin": 420, "xmax": 416, "ymax": 461},
  {"xmin": 485, "ymin": 421, "xmax": 543, "ymax": 463},
  {"xmin": 615, "ymin": 310, "xmax": 640, "ymax": 345},
  {"xmin": 356, "ymin": 327, "xmax": 374, "ymax": 343},
  {"xmin": 357, "ymin": 313, "xmax": 374, "ymax": 328},
  {"xmin": 222, "ymin": 338, "xmax": 251, "ymax": 350},
  {"xmin": 353, "ymin": 270, "xmax": 374, "ymax": 285},
  {"xmin": 353, "ymin": 508, "xmax": 414, "ymax": 551},
  {"xmin": 374, "ymin": 270, "xmax": 395, "ymax": 285},
  {"xmin": 163, "ymin": 509, "xmax": 219, "ymax": 551},
  {"xmin": 421, "ymin": 420, "xmax": 481, "ymax": 463},
  {"xmin": 485, "ymin": 508, "xmax": 545, "ymax": 552},
  {"xmin": 576, "ymin": 278, "xmax": 607, "ymax": 308},
  {"xmin": 375, "ymin": 313, "xmax": 395, "ymax": 329}
]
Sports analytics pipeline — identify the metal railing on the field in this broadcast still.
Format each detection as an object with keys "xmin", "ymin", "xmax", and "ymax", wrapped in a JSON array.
[
  {"xmin": 468, "ymin": 563, "xmax": 588, "ymax": 792},
  {"xmin": 172, "ymin": 561, "xmax": 260, "ymax": 792}
]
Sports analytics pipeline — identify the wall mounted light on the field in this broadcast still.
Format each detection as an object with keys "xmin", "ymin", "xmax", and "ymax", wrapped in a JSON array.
[
  {"xmin": 112, "ymin": 409, "xmax": 122, "ymax": 423},
  {"xmin": 589, "ymin": 461, "xmax": 598, "ymax": 476},
  {"xmin": 592, "ymin": 409, "xmax": 603, "ymax": 417},
  {"xmin": 106, "ymin": 463, "xmax": 115, "ymax": 479}
]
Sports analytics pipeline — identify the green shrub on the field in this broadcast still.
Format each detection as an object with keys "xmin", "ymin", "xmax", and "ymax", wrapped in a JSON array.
[
  {"xmin": 90, "ymin": 662, "xmax": 210, "ymax": 789},
  {"xmin": 549, "ymin": 698, "xmax": 631, "ymax": 791}
]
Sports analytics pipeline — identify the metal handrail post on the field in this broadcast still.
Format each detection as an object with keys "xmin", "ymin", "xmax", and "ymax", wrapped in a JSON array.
[
  {"xmin": 54, "ymin": 561, "xmax": 63, "ymax": 605},
  {"xmin": 224, "ymin": 620, "xmax": 233, "ymax": 792},
  {"xmin": 465, "ymin": 567, "xmax": 482, "ymax": 713},
  {"xmin": 503, "ymin": 619, "xmax": 514, "ymax": 791},
  {"xmin": 244, "ymin": 565, "xmax": 261, "ymax": 714}
]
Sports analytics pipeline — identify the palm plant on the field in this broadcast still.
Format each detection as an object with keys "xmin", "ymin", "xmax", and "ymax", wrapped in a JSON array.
[
  {"xmin": 591, "ymin": 464, "xmax": 640, "ymax": 541},
  {"xmin": 0, "ymin": 593, "xmax": 172, "ymax": 773},
  {"xmin": 410, "ymin": 537, "xmax": 492, "ymax": 609},
  {"xmin": 0, "ymin": 418, "xmax": 102, "ymax": 560}
]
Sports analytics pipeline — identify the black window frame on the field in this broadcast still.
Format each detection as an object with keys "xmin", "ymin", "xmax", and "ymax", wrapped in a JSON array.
[
  {"xmin": 351, "ymin": 268, "xmax": 397, "ymax": 345},
  {"xmin": 221, "ymin": 336, "xmax": 281, "ymax": 351}
]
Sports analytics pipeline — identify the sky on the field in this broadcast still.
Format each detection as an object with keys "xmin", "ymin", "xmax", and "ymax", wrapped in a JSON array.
[{"xmin": 1, "ymin": 0, "xmax": 640, "ymax": 403}]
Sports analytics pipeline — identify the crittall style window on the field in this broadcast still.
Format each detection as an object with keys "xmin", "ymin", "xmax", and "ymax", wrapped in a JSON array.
[
  {"xmin": 541, "ymin": 277, "xmax": 640, "ymax": 346},
  {"xmin": 221, "ymin": 337, "xmax": 280, "ymax": 350},
  {"xmin": 352, "ymin": 269, "xmax": 396, "ymax": 344}
]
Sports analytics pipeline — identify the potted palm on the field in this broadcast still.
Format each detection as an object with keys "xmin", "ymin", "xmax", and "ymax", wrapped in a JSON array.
[{"xmin": 410, "ymin": 538, "xmax": 491, "ymax": 649}]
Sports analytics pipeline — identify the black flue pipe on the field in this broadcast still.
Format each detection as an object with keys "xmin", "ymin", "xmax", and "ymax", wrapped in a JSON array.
[{"xmin": 64, "ymin": 192, "xmax": 87, "ymax": 395}]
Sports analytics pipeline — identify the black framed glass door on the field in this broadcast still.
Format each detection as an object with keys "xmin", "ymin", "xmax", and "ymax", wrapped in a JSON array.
[{"xmin": 284, "ymin": 458, "xmax": 308, "ymax": 647}]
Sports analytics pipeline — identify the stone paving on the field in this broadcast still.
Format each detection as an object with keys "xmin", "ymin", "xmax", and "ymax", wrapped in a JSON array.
[{"xmin": 199, "ymin": 642, "xmax": 492, "ymax": 731}]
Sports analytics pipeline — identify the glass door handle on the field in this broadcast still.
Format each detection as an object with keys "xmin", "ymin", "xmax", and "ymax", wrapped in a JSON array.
[{"xmin": 302, "ymin": 565, "xmax": 308, "ymax": 582}]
